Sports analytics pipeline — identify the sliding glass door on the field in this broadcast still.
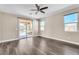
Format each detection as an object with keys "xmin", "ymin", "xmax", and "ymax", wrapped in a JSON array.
[
  {"xmin": 19, "ymin": 22, "xmax": 27, "ymax": 38},
  {"xmin": 26, "ymin": 20, "xmax": 32, "ymax": 37},
  {"xmin": 18, "ymin": 19, "xmax": 32, "ymax": 38}
]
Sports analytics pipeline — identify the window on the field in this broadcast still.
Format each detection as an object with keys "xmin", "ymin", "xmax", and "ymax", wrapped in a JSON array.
[
  {"xmin": 40, "ymin": 20, "xmax": 45, "ymax": 31},
  {"xmin": 64, "ymin": 13, "xmax": 78, "ymax": 32}
]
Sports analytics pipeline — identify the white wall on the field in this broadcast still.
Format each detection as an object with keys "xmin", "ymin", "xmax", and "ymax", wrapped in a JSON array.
[
  {"xmin": 0, "ymin": 13, "xmax": 3, "ymax": 40},
  {"xmin": 40, "ymin": 6, "xmax": 79, "ymax": 45},
  {"xmin": 0, "ymin": 12, "xmax": 18, "ymax": 41}
]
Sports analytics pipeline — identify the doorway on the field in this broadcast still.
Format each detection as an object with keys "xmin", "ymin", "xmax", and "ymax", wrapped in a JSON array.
[{"xmin": 18, "ymin": 18, "xmax": 32, "ymax": 38}]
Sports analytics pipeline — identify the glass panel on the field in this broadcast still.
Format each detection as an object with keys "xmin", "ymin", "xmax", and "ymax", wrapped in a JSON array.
[
  {"xmin": 19, "ymin": 23, "xmax": 26, "ymax": 38},
  {"xmin": 64, "ymin": 13, "xmax": 78, "ymax": 23},
  {"xmin": 64, "ymin": 23, "xmax": 77, "ymax": 32},
  {"xmin": 26, "ymin": 21, "xmax": 32, "ymax": 35},
  {"xmin": 40, "ymin": 20, "xmax": 45, "ymax": 31}
]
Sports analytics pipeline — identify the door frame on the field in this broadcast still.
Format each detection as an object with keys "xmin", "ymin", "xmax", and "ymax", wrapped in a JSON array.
[{"xmin": 17, "ymin": 17, "xmax": 33, "ymax": 38}]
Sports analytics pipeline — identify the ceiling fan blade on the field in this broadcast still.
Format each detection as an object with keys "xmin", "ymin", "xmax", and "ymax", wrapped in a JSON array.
[
  {"xmin": 40, "ymin": 10, "xmax": 45, "ymax": 14},
  {"xmin": 35, "ymin": 4, "xmax": 40, "ymax": 11},
  {"xmin": 30, "ymin": 9, "xmax": 37, "ymax": 11},
  {"xmin": 40, "ymin": 7, "xmax": 48, "ymax": 10}
]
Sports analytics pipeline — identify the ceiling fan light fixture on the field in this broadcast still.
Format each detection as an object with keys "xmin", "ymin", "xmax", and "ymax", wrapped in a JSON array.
[{"xmin": 30, "ymin": 4, "xmax": 48, "ymax": 15}]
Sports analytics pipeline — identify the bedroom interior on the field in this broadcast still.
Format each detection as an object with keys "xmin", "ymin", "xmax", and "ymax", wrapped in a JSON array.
[{"xmin": 0, "ymin": 4, "xmax": 79, "ymax": 55}]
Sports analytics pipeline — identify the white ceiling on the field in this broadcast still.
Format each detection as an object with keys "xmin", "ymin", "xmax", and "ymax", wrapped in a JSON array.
[{"xmin": 0, "ymin": 4, "xmax": 72, "ymax": 19}]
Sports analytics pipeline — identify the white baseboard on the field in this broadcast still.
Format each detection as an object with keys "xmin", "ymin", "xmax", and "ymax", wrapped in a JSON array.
[
  {"xmin": 0, "ymin": 38, "xmax": 20, "ymax": 43},
  {"xmin": 33, "ymin": 35, "xmax": 40, "ymax": 37},
  {"xmin": 41, "ymin": 35, "xmax": 79, "ymax": 46},
  {"xmin": 0, "ymin": 37, "xmax": 27, "ymax": 43}
]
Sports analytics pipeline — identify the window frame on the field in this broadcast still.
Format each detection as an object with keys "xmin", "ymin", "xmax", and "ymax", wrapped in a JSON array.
[{"xmin": 64, "ymin": 12, "xmax": 78, "ymax": 32}]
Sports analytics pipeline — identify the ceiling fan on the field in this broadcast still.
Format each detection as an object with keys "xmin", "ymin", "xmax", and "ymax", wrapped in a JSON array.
[{"xmin": 30, "ymin": 4, "xmax": 48, "ymax": 14}]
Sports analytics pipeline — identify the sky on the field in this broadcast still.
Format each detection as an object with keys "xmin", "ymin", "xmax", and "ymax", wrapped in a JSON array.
[{"xmin": 64, "ymin": 13, "xmax": 78, "ymax": 23}]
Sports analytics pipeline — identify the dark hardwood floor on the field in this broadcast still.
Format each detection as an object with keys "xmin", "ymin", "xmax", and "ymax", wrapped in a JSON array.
[{"xmin": 0, "ymin": 36, "xmax": 79, "ymax": 55}]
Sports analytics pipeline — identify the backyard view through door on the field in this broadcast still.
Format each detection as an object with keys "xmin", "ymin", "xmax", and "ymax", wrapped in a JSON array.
[{"xmin": 19, "ymin": 19, "xmax": 32, "ymax": 38}]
